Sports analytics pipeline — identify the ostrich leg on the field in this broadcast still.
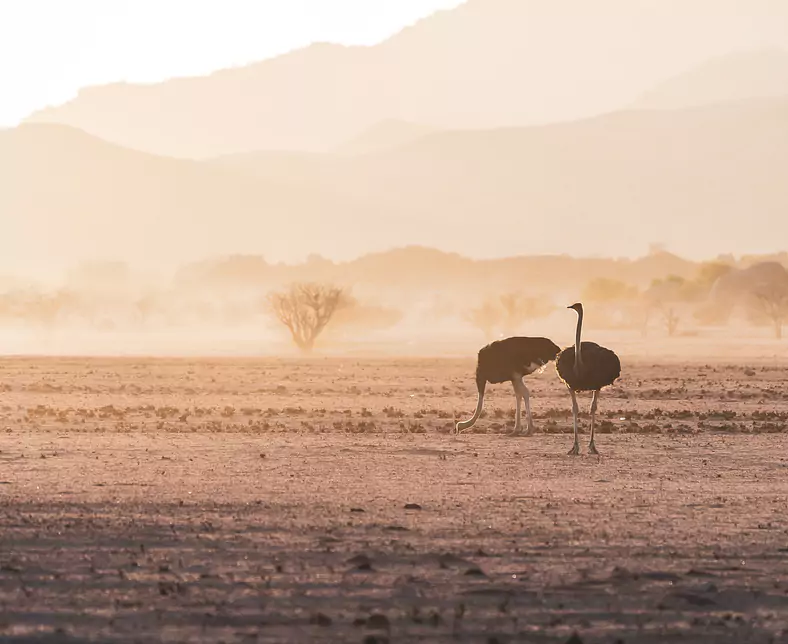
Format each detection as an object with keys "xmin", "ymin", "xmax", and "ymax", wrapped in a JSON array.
[
  {"xmin": 518, "ymin": 378, "xmax": 535, "ymax": 436},
  {"xmin": 510, "ymin": 377, "xmax": 523, "ymax": 435},
  {"xmin": 588, "ymin": 390, "xmax": 600, "ymax": 455},
  {"xmin": 568, "ymin": 388, "xmax": 580, "ymax": 455}
]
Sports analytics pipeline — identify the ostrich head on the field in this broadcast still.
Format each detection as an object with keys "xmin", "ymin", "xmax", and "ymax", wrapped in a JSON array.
[{"xmin": 568, "ymin": 302, "xmax": 583, "ymax": 314}]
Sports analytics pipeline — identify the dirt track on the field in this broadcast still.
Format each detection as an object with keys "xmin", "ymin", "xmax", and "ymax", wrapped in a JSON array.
[{"xmin": 1, "ymin": 356, "xmax": 788, "ymax": 643}]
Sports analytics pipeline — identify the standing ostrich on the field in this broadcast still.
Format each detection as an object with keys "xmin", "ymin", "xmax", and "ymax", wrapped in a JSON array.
[
  {"xmin": 556, "ymin": 303, "xmax": 621, "ymax": 455},
  {"xmin": 456, "ymin": 336, "xmax": 561, "ymax": 435}
]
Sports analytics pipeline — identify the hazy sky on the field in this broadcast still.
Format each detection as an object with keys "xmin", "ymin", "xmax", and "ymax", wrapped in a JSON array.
[{"xmin": 0, "ymin": 0, "xmax": 464, "ymax": 126}]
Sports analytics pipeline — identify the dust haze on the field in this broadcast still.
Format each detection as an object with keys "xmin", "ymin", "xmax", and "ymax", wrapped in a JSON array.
[
  {"xmin": 3, "ymin": 3, "xmax": 788, "ymax": 642},
  {"xmin": 1, "ymin": 248, "xmax": 787, "ymax": 359},
  {"xmin": 2, "ymin": 0, "xmax": 788, "ymax": 284},
  {"xmin": 4, "ymin": 0, "xmax": 788, "ymax": 358}
]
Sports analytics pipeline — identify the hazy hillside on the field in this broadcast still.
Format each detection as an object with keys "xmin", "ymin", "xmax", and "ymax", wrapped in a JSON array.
[
  {"xmin": 635, "ymin": 49, "xmax": 788, "ymax": 109},
  {"xmin": 4, "ymin": 96, "xmax": 787, "ymax": 275},
  {"xmin": 174, "ymin": 246, "xmax": 699, "ymax": 301},
  {"xmin": 335, "ymin": 119, "xmax": 438, "ymax": 156},
  {"xmin": 211, "ymin": 97, "xmax": 788, "ymax": 262},
  {"xmin": 25, "ymin": 0, "xmax": 788, "ymax": 158},
  {"xmin": 0, "ymin": 124, "xmax": 383, "ymax": 275}
]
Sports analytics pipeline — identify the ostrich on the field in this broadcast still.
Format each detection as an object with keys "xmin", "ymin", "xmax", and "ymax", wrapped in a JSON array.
[
  {"xmin": 555, "ymin": 303, "xmax": 621, "ymax": 455},
  {"xmin": 455, "ymin": 336, "xmax": 561, "ymax": 435}
]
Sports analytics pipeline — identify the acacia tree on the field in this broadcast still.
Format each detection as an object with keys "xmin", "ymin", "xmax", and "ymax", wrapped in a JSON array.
[
  {"xmin": 499, "ymin": 292, "xmax": 554, "ymax": 336},
  {"xmin": 23, "ymin": 289, "xmax": 78, "ymax": 332},
  {"xmin": 695, "ymin": 261, "xmax": 734, "ymax": 291},
  {"xmin": 267, "ymin": 282, "xmax": 347, "ymax": 352},
  {"xmin": 464, "ymin": 298, "xmax": 501, "ymax": 341},
  {"xmin": 464, "ymin": 292, "xmax": 553, "ymax": 340},
  {"xmin": 644, "ymin": 275, "xmax": 700, "ymax": 337},
  {"xmin": 581, "ymin": 278, "xmax": 640, "ymax": 329},
  {"xmin": 751, "ymin": 285, "xmax": 788, "ymax": 339},
  {"xmin": 581, "ymin": 278, "xmax": 638, "ymax": 304}
]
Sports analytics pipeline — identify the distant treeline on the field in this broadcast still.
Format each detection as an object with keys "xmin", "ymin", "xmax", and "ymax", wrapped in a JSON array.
[{"xmin": 1, "ymin": 246, "xmax": 787, "ymax": 343}]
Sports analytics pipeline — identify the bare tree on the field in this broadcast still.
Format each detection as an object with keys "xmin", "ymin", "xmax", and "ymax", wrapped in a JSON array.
[
  {"xmin": 267, "ymin": 282, "xmax": 347, "ymax": 352},
  {"xmin": 581, "ymin": 278, "xmax": 638, "ymax": 304},
  {"xmin": 644, "ymin": 275, "xmax": 700, "ymax": 337},
  {"xmin": 464, "ymin": 298, "xmax": 501, "ymax": 341},
  {"xmin": 464, "ymin": 292, "xmax": 553, "ymax": 340},
  {"xmin": 636, "ymin": 305, "xmax": 652, "ymax": 338},
  {"xmin": 24, "ymin": 289, "xmax": 78, "ymax": 331},
  {"xmin": 660, "ymin": 305, "xmax": 681, "ymax": 337},
  {"xmin": 499, "ymin": 292, "xmax": 554, "ymax": 336},
  {"xmin": 695, "ymin": 261, "xmax": 734, "ymax": 291},
  {"xmin": 581, "ymin": 278, "xmax": 639, "ymax": 329},
  {"xmin": 751, "ymin": 285, "xmax": 788, "ymax": 339}
]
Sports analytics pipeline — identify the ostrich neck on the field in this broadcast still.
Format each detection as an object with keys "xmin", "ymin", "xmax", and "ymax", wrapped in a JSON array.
[{"xmin": 574, "ymin": 310, "xmax": 584, "ymax": 371}]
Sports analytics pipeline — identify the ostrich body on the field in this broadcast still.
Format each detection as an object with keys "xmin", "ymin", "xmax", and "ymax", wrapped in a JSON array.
[
  {"xmin": 456, "ymin": 336, "xmax": 561, "ymax": 435},
  {"xmin": 556, "ymin": 303, "xmax": 621, "ymax": 455}
]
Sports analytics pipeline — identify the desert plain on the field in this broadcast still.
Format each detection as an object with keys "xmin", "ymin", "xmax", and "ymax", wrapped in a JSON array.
[{"xmin": 1, "ymin": 354, "xmax": 788, "ymax": 643}]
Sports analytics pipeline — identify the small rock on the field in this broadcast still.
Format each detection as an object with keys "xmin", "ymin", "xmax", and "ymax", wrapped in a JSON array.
[
  {"xmin": 566, "ymin": 633, "xmax": 584, "ymax": 644},
  {"xmin": 347, "ymin": 554, "xmax": 372, "ymax": 566},
  {"xmin": 437, "ymin": 553, "xmax": 471, "ymax": 568},
  {"xmin": 404, "ymin": 503, "xmax": 422, "ymax": 510},
  {"xmin": 363, "ymin": 636, "xmax": 389, "ymax": 644},
  {"xmin": 310, "ymin": 613, "xmax": 332, "ymax": 627},
  {"xmin": 366, "ymin": 614, "xmax": 390, "ymax": 631},
  {"xmin": 347, "ymin": 554, "xmax": 374, "ymax": 571},
  {"xmin": 464, "ymin": 566, "xmax": 486, "ymax": 576}
]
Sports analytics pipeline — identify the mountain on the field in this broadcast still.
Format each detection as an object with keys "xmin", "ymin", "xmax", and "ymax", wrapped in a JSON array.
[
  {"xmin": 4, "ymin": 96, "xmax": 788, "ymax": 275},
  {"xmin": 635, "ymin": 49, "xmax": 788, "ymax": 110},
  {"xmin": 209, "ymin": 96, "xmax": 788, "ymax": 262},
  {"xmin": 335, "ymin": 119, "xmax": 438, "ymax": 156},
  {"xmin": 0, "ymin": 124, "xmax": 384, "ymax": 274},
  {"xmin": 25, "ymin": 0, "xmax": 788, "ymax": 158},
  {"xmin": 174, "ymin": 245, "xmax": 699, "ymax": 302}
]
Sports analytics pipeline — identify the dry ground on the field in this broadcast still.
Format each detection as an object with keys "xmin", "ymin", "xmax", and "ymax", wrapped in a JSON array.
[{"xmin": 1, "ymin": 355, "xmax": 788, "ymax": 643}]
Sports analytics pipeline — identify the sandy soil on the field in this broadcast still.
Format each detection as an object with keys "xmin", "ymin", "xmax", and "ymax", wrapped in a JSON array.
[{"xmin": 1, "ymin": 356, "xmax": 788, "ymax": 643}]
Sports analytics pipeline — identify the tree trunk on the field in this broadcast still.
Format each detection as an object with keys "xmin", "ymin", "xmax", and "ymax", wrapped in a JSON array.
[{"xmin": 664, "ymin": 308, "xmax": 680, "ymax": 337}]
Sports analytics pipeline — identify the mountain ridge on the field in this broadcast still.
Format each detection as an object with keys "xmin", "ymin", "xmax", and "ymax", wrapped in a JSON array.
[
  {"xmin": 4, "ymin": 95, "xmax": 788, "ymax": 276},
  {"xmin": 25, "ymin": 0, "xmax": 788, "ymax": 157},
  {"xmin": 634, "ymin": 48, "xmax": 788, "ymax": 110}
]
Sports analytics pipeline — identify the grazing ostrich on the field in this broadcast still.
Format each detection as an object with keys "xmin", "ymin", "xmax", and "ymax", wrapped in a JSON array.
[
  {"xmin": 556, "ymin": 303, "xmax": 621, "ymax": 455},
  {"xmin": 456, "ymin": 336, "xmax": 561, "ymax": 435}
]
